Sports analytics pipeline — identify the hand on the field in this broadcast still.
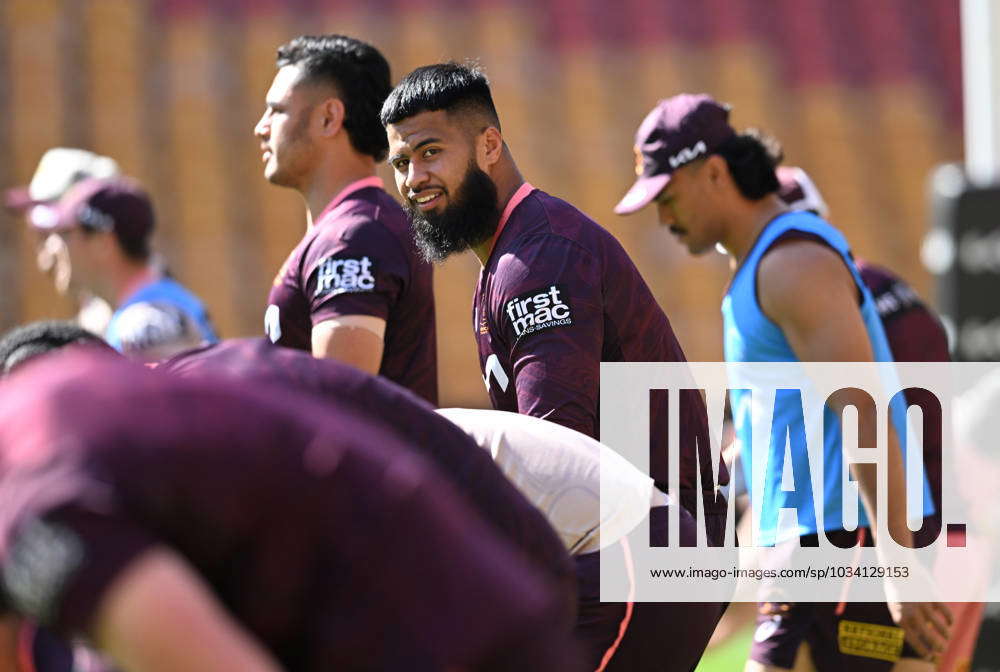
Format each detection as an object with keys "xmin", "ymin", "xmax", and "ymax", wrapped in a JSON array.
[{"xmin": 888, "ymin": 601, "xmax": 953, "ymax": 661}]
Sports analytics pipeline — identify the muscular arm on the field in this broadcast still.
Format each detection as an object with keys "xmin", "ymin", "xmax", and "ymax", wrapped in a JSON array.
[
  {"xmin": 94, "ymin": 547, "xmax": 284, "ymax": 672},
  {"xmin": 311, "ymin": 315, "xmax": 386, "ymax": 374},
  {"xmin": 757, "ymin": 241, "xmax": 907, "ymax": 540},
  {"xmin": 758, "ymin": 241, "xmax": 951, "ymax": 657}
]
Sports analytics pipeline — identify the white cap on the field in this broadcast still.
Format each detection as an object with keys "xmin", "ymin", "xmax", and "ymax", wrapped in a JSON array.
[
  {"xmin": 5, "ymin": 148, "xmax": 120, "ymax": 211},
  {"xmin": 28, "ymin": 148, "xmax": 120, "ymax": 202}
]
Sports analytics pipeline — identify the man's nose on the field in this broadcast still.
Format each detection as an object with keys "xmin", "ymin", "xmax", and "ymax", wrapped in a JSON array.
[
  {"xmin": 405, "ymin": 162, "xmax": 428, "ymax": 191},
  {"xmin": 254, "ymin": 113, "xmax": 269, "ymax": 139}
]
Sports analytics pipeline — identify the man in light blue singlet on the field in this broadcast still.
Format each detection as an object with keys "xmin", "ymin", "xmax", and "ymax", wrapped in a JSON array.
[{"xmin": 616, "ymin": 94, "xmax": 951, "ymax": 672}]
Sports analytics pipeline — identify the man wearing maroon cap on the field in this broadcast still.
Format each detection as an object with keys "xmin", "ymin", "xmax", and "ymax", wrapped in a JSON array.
[
  {"xmin": 254, "ymin": 34, "xmax": 437, "ymax": 403},
  {"xmin": 617, "ymin": 94, "xmax": 952, "ymax": 671},
  {"xmin": 382, "ymin": 63, "xmax": 728, "ymax": 671},
  {"xmin": 38, "ymin": 177, "xmax": 216, "ymax": 362}
]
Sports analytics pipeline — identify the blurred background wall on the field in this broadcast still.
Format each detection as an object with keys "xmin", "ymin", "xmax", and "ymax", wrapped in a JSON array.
[{"xmin": 0, "ymin": 0, "xmax": 963, "ymax": 407}]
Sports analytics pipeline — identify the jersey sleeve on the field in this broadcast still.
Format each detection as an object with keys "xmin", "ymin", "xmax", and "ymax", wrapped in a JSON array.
[
  {"xmin": 301, "ymin": 214, "xmax": 408, "ymax": 326},
  {"xmin": 490, "ymin": 235, "xmax": 604, "ymax": 438}
]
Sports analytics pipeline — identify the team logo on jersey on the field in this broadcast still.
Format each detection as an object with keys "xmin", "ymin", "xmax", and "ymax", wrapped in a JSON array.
[
  {"xmin": 504, "ymin": 284, "xmax": 573, "ymax": 338},
  {"xmin": 313, "ymin": 255, "xmax": 376, "ymax": 297},
  {"xmin": 264, "ymin": 304, "xmax": 281, "ymax": 343},
  {"xmin": 483, "ymin": 353, "xmax": 510, "ymax": 393}
]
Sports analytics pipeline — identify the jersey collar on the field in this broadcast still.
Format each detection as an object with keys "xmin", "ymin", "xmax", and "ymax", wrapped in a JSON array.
[
  {"xmin": 485, "ymin": 182, "xmax": 535, "ymax": 262},
  {"xmin": 314, "ymin": 176, "xmax": 384, "ymax": 226}
]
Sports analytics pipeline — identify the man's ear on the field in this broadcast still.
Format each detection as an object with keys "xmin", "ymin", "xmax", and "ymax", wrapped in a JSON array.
[
  {"xmin": 94, "ymin": 230, "xmax": 120, "ymax": 261},
  {"xmin": 703, "ymin": 154, "xmax": 729, "ymax": 188},
  {"xmin": 476, "ymin": 126, "xmax": 503, "ymax": 170},
  {"xmin": 317, "ymin": 97, "xmax": 346, "ymax": 138}
]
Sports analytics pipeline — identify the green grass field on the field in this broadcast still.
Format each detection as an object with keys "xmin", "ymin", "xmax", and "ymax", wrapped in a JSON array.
[{"xmin": 695, "ymin": 625, "xmax": 754, "ymax": 672}]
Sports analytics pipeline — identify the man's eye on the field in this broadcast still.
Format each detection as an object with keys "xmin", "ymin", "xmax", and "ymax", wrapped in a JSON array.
[
  {"xmin": 422, "ymin": 147, "xmax": 439, "ymax": 159},
  {"xmin": 393, "ymin": 158, "xmax": 409, "ymax": 171}
]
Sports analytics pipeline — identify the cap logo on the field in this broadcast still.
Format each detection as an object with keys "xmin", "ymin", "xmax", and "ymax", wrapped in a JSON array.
[
  {"xmin": 633, "ymin": 145, "xmax": 644, "ymax": 177},
  {"xmin": 668, "ymin": 141, "xmax": 707, "ymax": 170}
]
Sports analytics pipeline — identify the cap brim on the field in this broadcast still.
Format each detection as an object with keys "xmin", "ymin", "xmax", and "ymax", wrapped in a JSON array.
[
  {"xmin": 614, "ymin": 173, "xmax": 671, "ymax": 215},
  {"xmin": 3, "ymin": 187, "xmax": 42, "ymax": 212}
]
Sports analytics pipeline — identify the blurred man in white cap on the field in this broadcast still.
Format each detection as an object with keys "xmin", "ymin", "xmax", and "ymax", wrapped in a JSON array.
[
  {"xmin": 28, "ymin": 176, "xmax": 217, "ymax": 362},
  {"xmin": 5, "ymin": 150, "xmax": 217, "ymax": 362},
  {"xmin": 4, "ymin": 148, "xmax": 121, "ymax": 332}
]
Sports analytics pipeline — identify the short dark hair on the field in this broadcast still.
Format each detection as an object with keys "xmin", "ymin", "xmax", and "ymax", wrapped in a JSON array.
[
  {"xmin": 0, "ymin": 321, "xmax": 112, "ymax": 376},
  {"xmin": 114, "ymin": 231, "xmax": 151, "ymax": 261},
  {"xmin": 380, "ymin": 62, "xmax": 501, "ymax": 132},
  {"xmin": 714, "ymin": 129, "xmax": 783, "ymax": 200},
  {"xmin": 276, "ymin": 34, "xmax": 392, "ymax": 161},
  {"xmin": 79, "ymin": 218, "xmax": 152, "ymax": 262}
]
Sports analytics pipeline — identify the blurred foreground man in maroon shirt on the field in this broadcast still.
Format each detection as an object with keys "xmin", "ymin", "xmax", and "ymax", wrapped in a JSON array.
[
  {"xmin": 162, "ymin": 337, "xmax": 576, "ymax": 616},
  {"xmin": 0, "ymin": 351, "xmax": 580, "ymax": 671}
]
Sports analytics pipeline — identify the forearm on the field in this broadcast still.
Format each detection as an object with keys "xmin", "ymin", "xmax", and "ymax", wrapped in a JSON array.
[
  {"xmin": 834, "ymin": 391, "xmax": 913, "ymax": 546},
  {"xmin": 851, "ymin": 448, "xmax": 913, "ymax": 547},
  {"xmin": 95, "ymin": 548, "xmax": 284, "ymax": 672}
]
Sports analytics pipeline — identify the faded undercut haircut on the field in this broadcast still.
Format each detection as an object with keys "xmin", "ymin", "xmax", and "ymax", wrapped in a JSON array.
[
  {"xmin": 0, "ymin": 321, "xmax": 113, "ymax": 377},
  {"xmin": 276, "ymin": 34, "xmax": 392, "ymax": 161},
  {"xmin": 380, "ymin": 62, "xmax": 501, "ymax": 133}
]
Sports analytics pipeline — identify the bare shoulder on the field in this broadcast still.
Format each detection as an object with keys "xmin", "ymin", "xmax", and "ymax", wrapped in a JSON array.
[{"xmin": 757, "ymin": 239, "xmax": 856, "ymax": 318}]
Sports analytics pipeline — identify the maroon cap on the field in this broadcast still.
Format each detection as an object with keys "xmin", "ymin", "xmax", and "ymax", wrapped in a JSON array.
[
  {"xmin": 615, "ymin": 93, "xmax": 735, "ymax": 215},
  {"xmin": 45, "ymin": 177, "xmax": 155, "ymax": 247}
]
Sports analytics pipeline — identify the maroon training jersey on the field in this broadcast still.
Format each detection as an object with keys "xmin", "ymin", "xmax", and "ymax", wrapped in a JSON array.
[
  {"xmin": 859, "ymin": 261, "xmax": 949, "ymax": 526},
  {"xmin": 858, "ymin": 262, "xmax": 950, "ymax": 363},
  {"xmin": 473, "ymin": 184, "xmax": 728, "ymax": 499},
  {"xmin": 265, "ymin": 177, "xmax": 438, "ymax": 404},
  {"xmin": 0, "ymin": 352, "xmax": 579, "ymax": 671},
  {"xmin": 162, "ymin": 337, "xmax": 575, "ymax": 607}
]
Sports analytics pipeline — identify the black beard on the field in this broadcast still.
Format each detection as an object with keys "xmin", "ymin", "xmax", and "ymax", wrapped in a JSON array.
[{"xmin": 406, "ymin": 163, "xmax": 501, "ymax": 263}]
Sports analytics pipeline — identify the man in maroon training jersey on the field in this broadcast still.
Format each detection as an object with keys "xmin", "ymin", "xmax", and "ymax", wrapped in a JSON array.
[
  {"xmin": 380, "ymin": 63, "xmax": 729, "ymax": 541},
  {"xmin": 254, "ymin": 34, "xmax": 436, "ymax": 403},
  {"xmin": 0, "ymin": 351, "xmax": 581, "ymax": 671}
]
